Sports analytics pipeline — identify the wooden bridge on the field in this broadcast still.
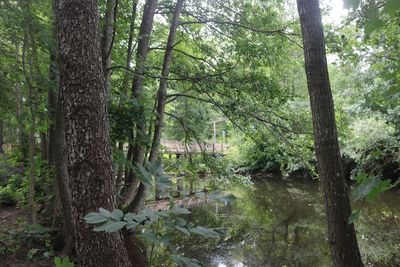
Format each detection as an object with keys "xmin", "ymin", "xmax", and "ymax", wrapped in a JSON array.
[
  {"xmin": 146, "ymin": 195, "xmax": 209, "ymax": 211},
  {"xmin": 160, "ymin": 140, "xmax": 229, "ymax": 155}
]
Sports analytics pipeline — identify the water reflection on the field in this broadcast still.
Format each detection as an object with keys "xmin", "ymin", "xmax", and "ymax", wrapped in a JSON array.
[{"xmin": 181, "ymin": 178, "xmax": 400, "ymax": 267}]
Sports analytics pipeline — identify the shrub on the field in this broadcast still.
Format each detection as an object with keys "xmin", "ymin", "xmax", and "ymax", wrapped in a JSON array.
[{"xmin": 0, "ymin": 187, "xmax": 18, "ymax": 206}]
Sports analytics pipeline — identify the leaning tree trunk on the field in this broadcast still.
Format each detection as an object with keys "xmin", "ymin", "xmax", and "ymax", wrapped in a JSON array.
[
  {"xmin": 148, "ymin": 0, "xmax": 184, "ymax": 163},
  {"xmin": 130, "ymin": 0, "xmax": 158, "ymax": 169},
  {"xmin": 296, "ymin": 0, "xmax": 364, "ymax": 266},
  {"xmin": 55, "ymin": 0, "xmax": 131, "ymax": 266},
  {"xmin": 122, "ymin": 0, "xmax": 158, "ymax": 209}
]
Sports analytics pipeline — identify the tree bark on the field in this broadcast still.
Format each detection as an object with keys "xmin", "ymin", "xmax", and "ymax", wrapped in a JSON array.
[
  {"xmin": 54, "ymin": 85, "xmax": 74, "ymax": 256},
  {"xmin": 48, "ymin": 45, "xmax": 58, "ymax": 167},
  {"xmin": 296, "ymin": 0, "xmax": 363, "ymax": 266},
  {"xmin": 122, "ymin": 0, "xmax": 158, "ymax": 211},
  {"xmin": 21, "ymin": 0, "xmax": 37, "ymax": 224},
  {"xmin": 14, "ymin": 43, "xmax": 27, "ymax": 160},
  {"xmin": 55, "ymin": 1, "xmax": 131, "ymax": 266},
  {"xmin": 149, "ymin": 0, "xmax": 184, "ymax": 163},
  {"xmin": 101, "ymin": 0, "xmax": 117, "ymax": 95},
  {"xmin": 0, "ymin": 120, "xmax": 4, "ymax": 154},
  {"xmin": 131, "ymin": 0, "xmax": 158, "ymax": 166}
]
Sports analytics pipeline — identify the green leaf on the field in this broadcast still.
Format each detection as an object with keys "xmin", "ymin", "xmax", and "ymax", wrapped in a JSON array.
[
  {"xmin": 93, "ymin": 221, "xmax": 126, "ymax": 232},
  {"xmin": 111, "ymin": 209, "xmax": 124, "ymax": 221},
  {"xmin": 171, "ymin": 206, "xmax": 191, "ymax": 215},
  {"xmin": 123, "ymin": 212, "xmax": 135, "ymax": 221},
  {"xmin": 190, "ymin": 226, "xmax": 220, "ymax": 239},
  {"xmin": 99, "ymin": 208, "xmax": 112, "ymax": 218},
  {"xmin": 348, "ymin": 210, "xmax": 360, "ymax": 224},
  {"xmin": 175, "ymin": 217, "xmax": 187, "ymax": 227},
  {"xmin": 176, "ymin": 226, "xmax": 190, "ymax": 235},
  {"xmin": 83, "ymin": 213, "xmax": 109, "ymax": 224},
  {"xmin": 126, "ymin": 221, "xmax": 139, "ymax": 230}
]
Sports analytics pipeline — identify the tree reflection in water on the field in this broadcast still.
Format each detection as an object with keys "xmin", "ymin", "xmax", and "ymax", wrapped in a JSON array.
[{"xmin": 180, "ymin": 178, "xmax": 400, "ymax": 267}]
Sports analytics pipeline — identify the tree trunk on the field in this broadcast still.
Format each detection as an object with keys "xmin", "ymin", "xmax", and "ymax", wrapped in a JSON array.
[
  {"xmin": 21, "ymin": 0, "xmax": 37, "ymax": 224},
  {"xmin": 55, "ymin": 0, "xmax": 131, "ymax": 266},
  {"xmin": 101, "ymin": 0, "xmax": 117, "ymax": 95},
  {"xmin": 54, "ymin": 85, "xmax": 74, "ymax": 256},
  {"xmin": 116, "ymin": 0, "xmax": 138, "ymax": 190},
  {"xmin": 48, "ymin": 46, "xmax": 58, "ymax": 167},
  {"xmin": 149, "ymin": 0, "xmax": 184, "ymax": 163},
  {"xmin": 0, "ymin": 120, "xmax": 4, "ymax": 154},
  {"xmin": 296, "ymin": 1, "xmax": 363, "ymax": 266},
  {"xmin": 131, "ymin": 0, "xmax": 158, "ymax": 166},
  {"xmin": 14, "ymin": 43, "xmax": 27, "ymax": 160},
  {"xmin": 123, "ymin": 0, "xmax": 158, "ymax": 211}
]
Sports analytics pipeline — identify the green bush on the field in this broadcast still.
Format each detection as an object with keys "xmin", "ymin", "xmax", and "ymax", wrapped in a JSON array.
[{"xmin": 0, "ymin": 187, "xmax": 18, "ymax": 206}]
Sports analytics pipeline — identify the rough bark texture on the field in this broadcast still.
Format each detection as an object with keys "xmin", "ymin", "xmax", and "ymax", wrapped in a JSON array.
[
  {"xmin": 54, "ymin": 85, "xmax": 74, "ymax": 256},
  {"xmin": 101, "ymin": 0, "xmax": 117, "ymax": 95},
  {"xmin": 149, "ymin": 0, "xmax": 184, "ymax": 163},
  {"xmin": 56, "ymin": 1, "xmax": 131, "ymax": 266},
  {"xmin": 296, "ymin": 0, "xmax": 364, "ymax": 266}
]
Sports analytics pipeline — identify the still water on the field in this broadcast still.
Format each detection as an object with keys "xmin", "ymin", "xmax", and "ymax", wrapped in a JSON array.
[{"xmin": 181, "ymin": 178, "xmax": 400, "ymax": 267}]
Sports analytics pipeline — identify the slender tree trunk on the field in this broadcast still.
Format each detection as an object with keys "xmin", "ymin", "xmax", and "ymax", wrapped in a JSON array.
[
  {"xmin": 122, "ymin": 0, "xmax": 158, "ymax": 211},
  {"xmin": 149, "ymin": 0, "xmax": 184, "ymax": 163},
  {"xmin": 131, "ymin": 0, "xmax": 158, "ymax": 166},
  {"xmin": 101, "ymin": 0, "xmax": 117, "ymax": 95},
  {"xmin": 296, "ymin": 1, "xmax": 363, "ymax": 266},
  {"xmin": 0, "ymin": 120, "xmax": 4, "ymax": 154},
  {"xmin": 54, "ymin": 85, "xmax": 74, "ymax": 256},
  {"xmin": 55, "ymin": 0, "xmax": 131, "ymax": 266},
  {"xmin": 48, "ymin": 47, "xmax": 58, "ymax": 167},
  {"xmin": 21, "ymin": 0, "xmax": 37, "ymax": 223},
  {"xmin": 116, "ymin": 0, "xmax": 138, "ymax": 190},
  {"xmin": 14, "ymin": 43, "xmax": 27, "ymax": 160},
  {"xmin": 40, "ymin": 132, "xmax": 48, "ymax": 161}
]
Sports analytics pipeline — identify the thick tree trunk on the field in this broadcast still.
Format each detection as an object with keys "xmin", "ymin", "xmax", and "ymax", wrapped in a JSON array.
[
  {"xmin": 296, "ymin": 1, "xmax": 363, "ymax": 266},
  {"xmin": 149, "ymin": 0, "xmax": 184, "ymax": 163},
  {"xmin": 55, "ymin": 1, "xmax": 131, "ymax": 266},
  {"xmin": 101, "ymin": 0, "xmax": 117, "ymax": 95}
]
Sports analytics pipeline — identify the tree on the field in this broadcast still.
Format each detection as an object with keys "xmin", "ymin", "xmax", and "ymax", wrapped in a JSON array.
[
  {"xmin": 149, "ymin": 0, "xmax": 185, "ymax": 163},
  {"xmin": 296, "ymin": 0, "xmax": 364, "ymax": 266},
  {"xmin": 55, "ymin": 0, "xmax": 131, "ymax": 266}
]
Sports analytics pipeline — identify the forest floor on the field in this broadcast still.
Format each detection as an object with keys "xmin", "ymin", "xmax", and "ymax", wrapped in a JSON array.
[{"xmin": 0, "ymin": 206, "xmax": 52, "ymax": 267}]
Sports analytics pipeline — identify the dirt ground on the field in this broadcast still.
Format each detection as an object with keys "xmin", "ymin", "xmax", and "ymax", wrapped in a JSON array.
[{"xmin": 0, "ymin": 206, "xmax": 52, "ymax": 267}]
